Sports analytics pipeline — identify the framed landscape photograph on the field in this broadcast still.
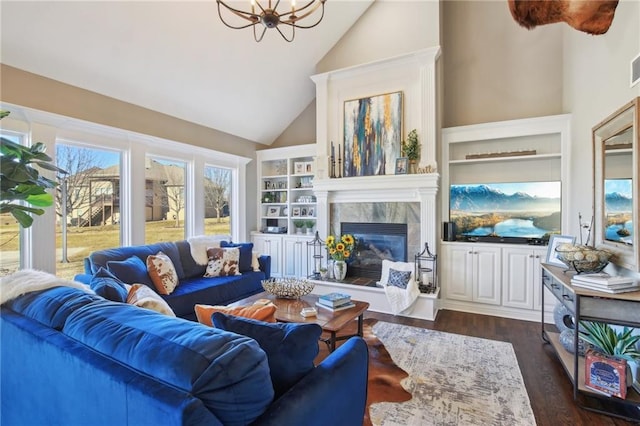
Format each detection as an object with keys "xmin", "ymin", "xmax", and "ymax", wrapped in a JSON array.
[
  {"xmin": 343, "ymin": 91, "xmax": 403, "ymax": 177},
  {"xmin": 546, "ymin": 235, "xmax": 575, "ymax": 267}
]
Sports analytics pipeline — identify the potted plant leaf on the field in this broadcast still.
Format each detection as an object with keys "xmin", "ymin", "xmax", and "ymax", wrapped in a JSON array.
[
  {"xmin": 293, "ymin": 219, "xmax": 305, "ymax": 235},
  {"xmin": 304, "ymin": 219, "xmax": 315, "ymax": 235},
  {"xmin": 401, "ymin": 129, "xmax": 420, "ymax": 174},
  {"xmin": 579, "ymin": 321, "xmax": 640, "ymax": 387},
  {"xmin": 1, "ymin": 110, "xmax": 67, "ymax": 228}
]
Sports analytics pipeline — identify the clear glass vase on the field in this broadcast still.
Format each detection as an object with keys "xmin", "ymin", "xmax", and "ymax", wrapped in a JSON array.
[{"xmin": 333, "ymin": 260, "xmax": 347, "ymax": 281}]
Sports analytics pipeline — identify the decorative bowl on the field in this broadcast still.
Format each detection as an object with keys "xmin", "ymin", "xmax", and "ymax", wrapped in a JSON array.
[
  {"xmin": 555, "ymin": 244, "xmax": 612, "ymax": 274},
  {"xmin": 261, "ymin": 278, "xmax": 314, "ymax": 299}
]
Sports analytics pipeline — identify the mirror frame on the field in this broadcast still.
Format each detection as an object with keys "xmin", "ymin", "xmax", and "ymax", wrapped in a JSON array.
[{"xmin": 592, "ymin": 97, "xmax": 639, "ymax": 272}]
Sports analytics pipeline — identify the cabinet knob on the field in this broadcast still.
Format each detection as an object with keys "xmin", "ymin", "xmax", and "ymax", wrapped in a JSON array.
[
  {"xmin": 562, "ymin": 294, "xmax": 574, "ymax": 302},
  {"xmin": 468, "ymin": 251, "xmax": 473, "ymax": 254}
]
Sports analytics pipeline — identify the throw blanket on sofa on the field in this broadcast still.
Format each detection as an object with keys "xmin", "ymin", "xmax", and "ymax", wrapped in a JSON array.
[
  {"xmin": 384, "ymin": 278, "xmax": 420, "ymax": 315},
  {"xmin": 0, "ymin": 269, "xmax": 94, "ymax": 305},
  {"xmin": 187, "ymin": 235, "xmax": 231, "ymax": 266}
]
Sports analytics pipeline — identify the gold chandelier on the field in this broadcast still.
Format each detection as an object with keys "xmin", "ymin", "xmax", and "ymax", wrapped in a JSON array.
[{"xmin": 216, "ymin": 0, "xmax": 326, "ymax": 42}]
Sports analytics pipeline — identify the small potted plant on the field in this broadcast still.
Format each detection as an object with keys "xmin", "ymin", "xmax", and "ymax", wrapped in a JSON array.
[
  {"xmin": 304, "ymin": 219, "xmax": 315, "ymax": 235},
  {"xmin": 293, "ymin": 219, "xmax": 305, "ymax": 234},
  {"xmin": 401, "ymin": 129, "xmax": 420, "ymax": 174}
]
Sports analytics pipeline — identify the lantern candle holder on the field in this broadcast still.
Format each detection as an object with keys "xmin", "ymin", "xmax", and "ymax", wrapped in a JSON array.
[{"xmin": 415, "ymin": 243, "xmax": 437, "ymax": 293}]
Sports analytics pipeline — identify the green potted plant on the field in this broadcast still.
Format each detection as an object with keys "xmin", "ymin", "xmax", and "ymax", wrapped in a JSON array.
[
  {"xmin": 401, "ymin": 129, "xmax": 420, "ymax": 173},
  {"xmin": 1, "ymin": 110, "xmax": 67, "ymax": 228},
  {"xmin": 579, "ymin": 321, "xmax": 640, "ymax": 386},
  {"xmin": 304, "ymin": 219, "xmax": 315, "ymax": 235},
  {"xmin": 293, "ymin": 219, "xmax": 305, "ymax": 234}
]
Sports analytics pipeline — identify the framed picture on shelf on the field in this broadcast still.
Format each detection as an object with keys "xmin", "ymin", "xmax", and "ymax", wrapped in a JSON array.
[
  {"xmin": 301, "ymin": 208, "xmax": 307, "ymax": 216},
  {"xmin": 305, "ymin": 161, "xmax": 314, "ymax": 174},
  {"xmin": 294, "ymin": 162, "xmax": 305, "ymax": 175},
  {"xmin": 282, "ymin": 206, "xmax": 288, "ymax": 216},
  {"xmin": 546, "ymin": 234, "xmax": 575, "ymax": 267},
  {"xmin": 308, "ymin": 207, "xmax": 314, "ymax": 217},
  {"xmin": 292, "ymin": 207, "xmax": 301, "ymax": 217},
  {"xmin": 266, "ymin": 206, "xmax": 280, "ymax": 217},
  {"xmin": 395, "ymin": 157, "xmax": 408, "ymax": 175}
]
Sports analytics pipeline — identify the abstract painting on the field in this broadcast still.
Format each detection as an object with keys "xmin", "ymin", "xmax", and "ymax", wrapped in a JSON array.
[{"xmin": 343, "ymin": 91, "xmax": 403, "ymax": 177}]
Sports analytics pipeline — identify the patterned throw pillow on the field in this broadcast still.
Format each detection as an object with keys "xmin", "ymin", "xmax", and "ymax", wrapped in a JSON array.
[
  {"xmin": 204, "ymin": 247, "xmax": 241, "ymax": 277},
  {"xmin": 126, "ymin": 284, "xmax": 176, "ymax": 317},
  {"xmin": 146, "ymin": 251, "xmax": 179, "ymax": 295},
  {"xmin": 194, "ymin": 303, "xmax": 276, "ymax": 327},
  {"xmin": 388, "ymin": 268, "xmax": 412, "ymax": 289}
]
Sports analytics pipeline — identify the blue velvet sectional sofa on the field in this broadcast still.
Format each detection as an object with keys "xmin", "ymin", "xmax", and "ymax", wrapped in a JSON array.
[
  {"xmin": 0, "ymin": 283, "xmax": 369, "ymax": 425},
  {"xmin": 76, "ymin": 240, "xmax": 270, "ymax": 321}
]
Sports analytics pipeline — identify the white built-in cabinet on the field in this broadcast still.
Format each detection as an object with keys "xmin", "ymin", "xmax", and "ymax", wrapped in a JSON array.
[
  {"xmin": 442, "ymin": 243, "xmax": 501, "ymax": 305},
  {"xmin": 502, "ymin": 246, "xmax": 547, "ymax": 310},
  {"xmin": 252, "ymin": 234, "xmax": 283, "ymax": 277}
]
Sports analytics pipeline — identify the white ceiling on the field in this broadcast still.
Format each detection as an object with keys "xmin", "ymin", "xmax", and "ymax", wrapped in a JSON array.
[{"xmin": 1, "ymin": 1, "xmax": 372, "ymax": 145}]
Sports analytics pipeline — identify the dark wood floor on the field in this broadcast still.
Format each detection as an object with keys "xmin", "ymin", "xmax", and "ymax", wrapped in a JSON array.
[{"xmin": 364, "ymin": 309, "xmax": 637, "ymax": 426}]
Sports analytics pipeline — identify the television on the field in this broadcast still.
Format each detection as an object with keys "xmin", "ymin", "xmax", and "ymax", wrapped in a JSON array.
[
  {"xmin": 604, "ymin": 178, "xmax": 633, "ymax": 245},
  {"xmin": 449, "ymin": 181, "xmax": 561, "ymax": 242}
]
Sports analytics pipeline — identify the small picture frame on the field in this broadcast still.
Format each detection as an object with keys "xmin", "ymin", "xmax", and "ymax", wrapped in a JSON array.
[
  {"xmin": 294, "ymin": 162, "xmax": 305, "ymax": 175},
  {"xmin": 301, "ymin": 208, "xmax": 307, "ymax": 216},
  {"xmin": 266, "ymin": 206, "xmax": 280, "ymax": 217},
  {"xmin": 395, "ymin": 157, "xmax": 408, "ymax": 175},
  {"xmin": 305, "ymin": 161, "xmax": 314, "ymax": 174},
  {"xmin": 292, "ymin": 207, "xmax": 301, "ymax": 217},
  {"xmin": 308, "ymin": 207, "xmax": 315, "ymax": 217},
  {"xmin": 546, "ymin": 234, "xmax": 576, "ymax": 267}
]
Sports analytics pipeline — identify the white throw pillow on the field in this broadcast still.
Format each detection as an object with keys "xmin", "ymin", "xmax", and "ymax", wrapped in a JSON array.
[
  {"xmin": 379, "ymin": 260, "xmax": 415, "ymax": 287},
  {"xmin": 251, "ymin": 251, "xmax": 261, "ymax": 272}
]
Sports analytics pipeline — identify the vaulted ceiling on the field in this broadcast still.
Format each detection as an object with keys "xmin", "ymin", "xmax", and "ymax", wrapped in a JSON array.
[{"xmin": 1, "ymin": 1, "xmax": 373, "ymax": 145}]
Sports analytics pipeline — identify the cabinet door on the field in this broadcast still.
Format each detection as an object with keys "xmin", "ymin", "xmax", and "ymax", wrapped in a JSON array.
[
  {"xmin": 282, "ymin": 237, "xmax": 312, "ymax": 278},
  {"xmin": 473, "ymin": 246, "xmax": 502, "ymax": 305},
  {"xmin": 252, "ymin": 235, "xmax": 282, "ymax": 277},
  {"xmin": 502, "ymin": 247, "xmax": 535, "ymax": 309},
  {"xmin": 442, "ymin": 244, "xmax": 474, "ymax": 301}
]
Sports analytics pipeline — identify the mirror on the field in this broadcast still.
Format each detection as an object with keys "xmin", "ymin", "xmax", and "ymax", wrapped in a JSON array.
[{"xmin": 593, "ymin": 98, "xmax": 639, "ymax": 272}]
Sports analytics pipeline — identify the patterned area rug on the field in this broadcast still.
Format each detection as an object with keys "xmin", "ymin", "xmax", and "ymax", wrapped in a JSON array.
[{"xmin": 368, "ymin": 322, "xmax": 536, "ymax": 426}]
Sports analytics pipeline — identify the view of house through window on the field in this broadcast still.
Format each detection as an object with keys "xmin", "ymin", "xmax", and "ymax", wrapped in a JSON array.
[
  {"xmin": 145, "ymin": 157, "xmax": 186, "ymax": 244},
  {"xmin": 0, "ymin": 133, "xmax": 25, "ymax": 276},
  {"xmin": 204, "ymin": 165, "xmax": 232, "ymax": 235},
  {"xmin": 55, "ymin": 144, "xmax": 121, "ymax": 279}
]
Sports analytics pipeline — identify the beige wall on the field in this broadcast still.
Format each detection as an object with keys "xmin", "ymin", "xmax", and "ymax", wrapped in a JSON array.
[{"xmin": 269, "ymin": 101, "xmax": 316, "ymax": 148}]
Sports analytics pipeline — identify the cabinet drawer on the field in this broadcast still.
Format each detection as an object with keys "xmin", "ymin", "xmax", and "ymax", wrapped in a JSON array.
[
  {"xmin": 543, "ymin": 270, "xmax": 563, "ymax": 301},
  {"xmin": 560, "ymin": 286, "xmax": 575, "ymax": 312}
]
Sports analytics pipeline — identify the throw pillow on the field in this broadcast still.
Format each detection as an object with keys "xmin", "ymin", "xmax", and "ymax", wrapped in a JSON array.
[
  {"xmin": 212, "ymin": 312, "xmax": 322, "ymax": 398},
  {"xmin": 106, "ymin": 255, "xmax": 154, "ymax": 288},
  {"xmin": 220, "ymin": 241, "xmax": 254, "ymax": 273},
  {"xmin": 146, "ymin": 251, "xmax": 179, "ymax": 295},
  {"xmin": 195, "ymin": 303, "xmax": 276, "ymax": 327},
  {"xmin": 90, "ymin": 267, "xmax": 129, "ymax": 302},
  {"xmin": 387, "ymin": 268, "xmax": 412, "ymax": 289},
  {"xmin": 378, "ymin": 259, "xmax": 415, "ymax": 287},
  {"xmin": 251, "ymin": 251, "xmax": 261, "ymax": 272},
  {"xmin": 204, "ymin": 247, "xmax": 241, "ymax": 277},
  {"xmin": 126, "ymin": 283, "xmax": 176, "ymax": 317}
]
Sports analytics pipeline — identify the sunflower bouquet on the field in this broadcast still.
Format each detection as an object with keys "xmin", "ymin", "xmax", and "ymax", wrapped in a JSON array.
[{"xmin": 326, "ymin": 234, "xmax": 356, "ymax": 262}]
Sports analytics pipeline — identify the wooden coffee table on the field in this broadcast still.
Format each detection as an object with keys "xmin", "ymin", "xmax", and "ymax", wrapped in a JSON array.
[{"xmin": 231, "ymin": 292, "xmax": 369, "ymax": 352}]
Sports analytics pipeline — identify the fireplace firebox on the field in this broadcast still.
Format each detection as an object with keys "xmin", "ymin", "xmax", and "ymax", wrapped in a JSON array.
[{"xmin": 341, "ymin": 222, "xmax": 408, "ymax": 280}]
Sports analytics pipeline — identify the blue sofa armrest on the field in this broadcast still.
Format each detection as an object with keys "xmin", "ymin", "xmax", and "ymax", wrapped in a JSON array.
[
  {"xmin": 74, "ymin": 273, "xmax": 92, "ymax": 285},
  {"xmin": 259, "ymin": 255, "xmax": 271, "ymax": 279},
  {"xmin": 252, "ymin": 337, "xmax": 368, "ymax": 426}
]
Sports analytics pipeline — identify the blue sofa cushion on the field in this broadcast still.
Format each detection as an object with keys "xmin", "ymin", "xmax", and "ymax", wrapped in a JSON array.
[
  {"xmin": 63, "ymin": 301, "xmax": 274, "ymax": 426},
  {"xmin": 3, "ymin": 287, "xmax": 102, "ymax": 330},
  {"xmin": 212, "ymin": 313, "xmax": 322, "ymax": 398},
  {"xmin": 176, "ymin": 240, "xmax": 207, "ymax": 278},
  {"xmin": 107, "ymin": 255, "xmax": 154, "ymax": 288},
  {"xmin": 88, "ymin": 242, "xmax": 186, "ymax": 280},
  {"xmin": 220, "ymin": 241, "xmax": 254, "ymax": 273},
  {"xmin": 90, "ymin": 267, "xmax": 129, "ymax": 302},
  {"xmin": 165, "ymin": 272, "xmax": 265, "ymax": 320}
]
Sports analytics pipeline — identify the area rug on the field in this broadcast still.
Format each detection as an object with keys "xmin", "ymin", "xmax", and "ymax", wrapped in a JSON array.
[{"xmin": 368, "ymin": 321, "xmax": 536, "ymax": 426}]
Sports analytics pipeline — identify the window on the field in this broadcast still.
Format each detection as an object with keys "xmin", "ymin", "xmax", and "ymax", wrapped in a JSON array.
[
  {"xmin": 55, "ymin": 143, "xmax": 121, "ymax": 279},
  {"xmin": 145, "ymin": 157, "xmax": 186, "ymax": 244},
  {"xmin": 204, "ymin": 165, "xmax": 232, "ymax": 235}
]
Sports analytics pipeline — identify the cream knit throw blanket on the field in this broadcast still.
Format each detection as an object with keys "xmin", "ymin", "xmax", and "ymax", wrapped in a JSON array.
[
  {"xmin": 0, "ymin": 269, "xmax": 94, "ymax": 305},
  {"xmin": 187, "ymin": 235, "xmax": 231, "ymax": 265}
]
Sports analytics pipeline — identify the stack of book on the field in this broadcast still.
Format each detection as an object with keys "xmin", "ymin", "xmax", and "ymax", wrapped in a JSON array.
[
  {"xmin": 571, "ymin": 273, "xmax": 638, "ymax": 294},
  {"xmin": 315, "ymin": 292, "xmax": 355, "ymax": 312}
]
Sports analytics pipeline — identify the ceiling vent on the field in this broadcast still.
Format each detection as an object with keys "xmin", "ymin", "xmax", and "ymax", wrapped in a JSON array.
[{"xmin": 632, "ymin": 52, "xmax": 640, "ymax": 88}]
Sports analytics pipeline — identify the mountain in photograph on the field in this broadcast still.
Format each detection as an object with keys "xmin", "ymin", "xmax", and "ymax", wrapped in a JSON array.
[
  {"xmin": 605, "ymin": 192, "xmax": 632, "ymax": 212},
  {"xmin": 450, "ymin": 185, "xmax": 559, "ymax": 212}
]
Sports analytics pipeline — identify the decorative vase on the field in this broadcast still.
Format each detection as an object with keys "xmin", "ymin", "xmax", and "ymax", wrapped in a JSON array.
[
  {"xmin": 409, "ymin": 159, "xmax": 418, "ymax": 174},
  {"xmin": 333, "ymin": 260, "xmax": 347, "ymax": 281}
]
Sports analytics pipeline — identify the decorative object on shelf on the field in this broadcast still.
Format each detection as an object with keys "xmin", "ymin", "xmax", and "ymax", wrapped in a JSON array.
[
  {"xmin": 415, "ymin": 242, "xmax": 437, "ymax": 293},
  {"xmin": 266, "ymin": 206, "xmax": 280, "ymax": 217},
  {"xmin": 292, "ymin": 207, "xmax": 301, "ymax": 217},
  {"xmin": 344, "ymin": 91, "xmax": 403, "ymax": 177},
  {"xmin": 401, "ymin": 129, "xmax": 420, "ymax": 174},
  {"xmin": 261, "ymin": 278, "xmax": 315, "ymax": 299},
  {"xmin": 294, "ymin": 162, "xmax": 305, "ymax": 174},
  {"xmin": 275, "ymin": 159, "xmax": 287, "ymax": 175},
  {"xmin": 395, "ymin": 157, "xmax": 408, "ymax": 175},
  {"xmin": 304, "ymin": 220, "xmax": 315, "ymax": 235},
  {"xmin": 216, "ymin": 0, "xmax": 326, "ymax": 43},
  {"xmin": 326, "ymin": 234, "xmax": 356, "ymax": 281},
  {"xmin": 553, "ymin": 302, "xmax": 576, "ymax": 333},
  {"xmin": 545, "ymin": 234, "xmax": 576, "ymax": 267},
  {"xmin": 333, "ymin": 260, "xmax": 347, "ymax": 281},
  {"xmin": 585, "ymin": 349, "xmax": 628, "ymax": 399},
  {"xmin": 319, "ymin": 267, "xmax": 328, "ymax": 280},
  {"xmin": 559, "ymin": 328, "xmax": 590, "ymax": 356},
  {"xmin": 293, "ymin": 219, "xmax": 305, "ymax": 234},
  {"xmin": 416, "ymin": 164, "xmax": 437, "ymax": 174},
  {"xmin": 306, "ymin": 231, "xmax": 325, "ymax": 279},
  {"xmin": 555, "ymin": 244, "xmax": 613, "ymax": 274},
  {"xmin": 464, "ymin": 149, "xmax": 536, "ymax": 160}
]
